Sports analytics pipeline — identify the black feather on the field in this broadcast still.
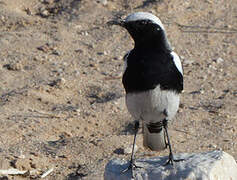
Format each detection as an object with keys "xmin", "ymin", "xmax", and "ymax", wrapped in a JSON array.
[
  {"xmin": 122, "ymin": 49, "xmax": 183, "ymax": 93},
  {"xmin": 146, "ymin": 121, "xmax": 163, "ymax": 133}
]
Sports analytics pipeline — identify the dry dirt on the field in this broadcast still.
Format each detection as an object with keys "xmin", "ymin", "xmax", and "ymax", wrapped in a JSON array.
[{"xmin": 0, "ymin": 0, "xmax": 236, "ymax": 179}]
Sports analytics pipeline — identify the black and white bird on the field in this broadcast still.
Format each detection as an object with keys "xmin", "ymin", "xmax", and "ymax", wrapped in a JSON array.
[{"xmin": 108, "ymin": 12, "xmax": 183, "ymax": 173}]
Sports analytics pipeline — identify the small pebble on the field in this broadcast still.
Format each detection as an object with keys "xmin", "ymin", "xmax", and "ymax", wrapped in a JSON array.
[
  {"xmin": 216, "ymin": 57, "xmax": 224, "ymax": 64},
  {"xmin": 52, "ymin": 50, "xmax": 60, "ymax": 56},
  {"xmin": 75, "ymin": 49, "xmax": 84, "ymax": 53},
  {"xmin": 0, "ymin": 15, "xmax": 5, "ymax": 22},
  {"xmin": 40, "ymin": 9, "xmax": 50, "ymax": 18},
  {"xmin": 208, "ymin": 143, "xmax": 217, "ymax": 148},
  {"xmin": 49, "ymin": 78, "xmax": 66, "ymax": 87},
  {"xmin": 97, "ymin": 0, "xmax": 107, "ymax": 5},
  {"xmin": 3, "ymin": 62, "xmax": 23, "ymax": 71},
  {"xmin": 97, "ymin": 51, "xmax": 107, "ymax": 56},
  {"xmin": 81, "ymin": 31, "xmax": 88, "ymax": 36},
  {"xmin": 113, "ymin": 148, "xmax": 124, "ymax": 155}
]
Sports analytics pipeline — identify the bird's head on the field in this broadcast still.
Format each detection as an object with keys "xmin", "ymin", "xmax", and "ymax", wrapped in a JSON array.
[{"xmin": 108, "ymin": 12, "xmax": 171, "ymax": 51}]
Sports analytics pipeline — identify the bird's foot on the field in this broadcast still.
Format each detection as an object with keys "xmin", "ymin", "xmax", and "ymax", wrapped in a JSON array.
[
  {"xmin": 164, "ymin": 153, "xmax": 185, "ymax": 166},
  {"xmin": 122, "ymin": 159, "xmax": 142, "ymax": 178}
]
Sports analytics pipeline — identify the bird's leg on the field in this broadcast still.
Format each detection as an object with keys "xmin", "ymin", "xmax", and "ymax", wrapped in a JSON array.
[
  {"xmin": 163, "ymin": 118, "xmax": 184, "ymax": 165},
  {"xmin": 122, "ymin": 120, "xmax": 141, "ymax": 177}
]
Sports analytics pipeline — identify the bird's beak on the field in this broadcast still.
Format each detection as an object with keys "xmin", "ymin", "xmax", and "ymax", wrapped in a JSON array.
[{"xmin": 107, "ymin": 19, "xmax": 125, "ymax": 27}]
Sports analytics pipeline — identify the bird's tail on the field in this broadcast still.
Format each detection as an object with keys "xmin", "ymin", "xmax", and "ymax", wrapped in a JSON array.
[{"xmin": 143, "ymin": 123, "xmax": 166, "ymax": 151}]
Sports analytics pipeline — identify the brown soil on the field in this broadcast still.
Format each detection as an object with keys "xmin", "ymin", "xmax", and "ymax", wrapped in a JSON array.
[{"xmin": 0, "ymin": 0, "xmax": 236, "ymax": 179}]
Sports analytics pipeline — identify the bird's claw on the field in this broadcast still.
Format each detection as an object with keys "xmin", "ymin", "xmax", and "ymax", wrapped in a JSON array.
[
  {"xmin": 122, "ymin": 160, "xmax": 142, "ymax": 178},
  {"xmin": 164, "ymin": 153, "xmax": 185, "ymax": 166}
]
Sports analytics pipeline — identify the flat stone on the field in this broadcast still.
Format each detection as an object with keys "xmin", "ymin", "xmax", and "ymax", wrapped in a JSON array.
[{"xmin": 104, "ymin": 150, "xmax": 237, "ymax": 180}]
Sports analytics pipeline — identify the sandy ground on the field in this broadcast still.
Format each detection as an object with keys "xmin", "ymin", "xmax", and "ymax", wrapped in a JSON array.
[{"xmin": 0, "ymin": 0, "xmax": 236, "ymax": 179}]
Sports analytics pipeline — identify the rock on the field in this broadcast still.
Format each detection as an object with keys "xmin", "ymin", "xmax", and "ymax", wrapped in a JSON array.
[
  {"xmin": 104, "ymin": 150, "xmax": 237, "ymax": 180},
  {"xmin": 113, "ymin": 148, "xmax": 125, "ymax": 155},
  {"xmin": 0, "ymin": 15, "xmax": 6, "ymax": 22},
  {"xmin": 39, "ymin": 8, "xmax": 50, "ymax": 18},
  {"xmin": 97, "ymin": 0, "xmax": 108, "ymax": 5},
  {"xmin": 3, "ymin": 62, "xmax": 23, "ymax": 71},
  {"xmin": 48, "ymin": 78, "xmax": 66, "ymax": 87},
  {"xmin": 97, "ymin": 52, "xmax": 106, "ymax": 56},
  {"xmin": 208, "ymin": 143, "xmax": 217, "ymax": 149},
  {"xmin": 75, "ymin": 49, "xmax": 84, "ymax": 54},
  {"xmin": 52, "ymin": 50, "xmax": 61, "ymax": 56},
  {"xmin": 81, "ymin": 31, "xmax": 88, "ymax": 36},
  {"xmin": 216, "ymin": 57, "xmax": 224, "ymax": 64}
]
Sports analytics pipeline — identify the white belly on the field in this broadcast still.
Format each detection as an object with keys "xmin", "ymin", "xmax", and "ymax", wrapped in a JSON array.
[{"xmin": 126, "ymin": 85, "xmax": 180, "ymax": 123}]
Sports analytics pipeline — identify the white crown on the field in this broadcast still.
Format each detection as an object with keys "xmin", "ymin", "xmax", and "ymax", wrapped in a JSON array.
[{"xmin": 125, "ymin": 12, "xmax": 165, "ymax": 30}]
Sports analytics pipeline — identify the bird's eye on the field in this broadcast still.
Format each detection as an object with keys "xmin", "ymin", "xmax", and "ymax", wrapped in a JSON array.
[{"xmin": 139, "ymin": 20, "xmax": 146, "ymax": 26}]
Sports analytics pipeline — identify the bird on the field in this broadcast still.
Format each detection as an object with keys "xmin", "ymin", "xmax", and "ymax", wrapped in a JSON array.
[{"xmin": 108, "ymin": 12, "xmax": 184, "ymax": 175}]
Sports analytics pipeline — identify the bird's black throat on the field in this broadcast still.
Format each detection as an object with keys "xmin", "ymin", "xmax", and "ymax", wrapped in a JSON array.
[{"xmin": 124, "ymin": 20, "xmax": 172, "ymax": 53}]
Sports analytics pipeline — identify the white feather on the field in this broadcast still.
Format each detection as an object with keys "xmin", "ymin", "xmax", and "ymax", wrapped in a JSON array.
[
  {"xmin": 126, "ymin": 85, "xmax": 180, "ymax": 151},
  {"xmin": 126, "ymin": 85, "xmax": 180, "ymax": 123},
  {"xmin": 123, "ymin": 51, "xmax": 130, "ymax": 74},
  {"xmin": 125, "ymin": 12, "xmax": 165, "ymax": 30},
  {"xmin": 171, "ymin": 51, "xmax": 183, "ymax": 75}
]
